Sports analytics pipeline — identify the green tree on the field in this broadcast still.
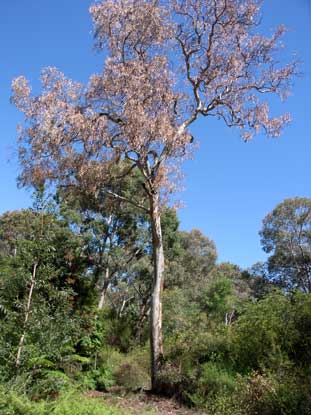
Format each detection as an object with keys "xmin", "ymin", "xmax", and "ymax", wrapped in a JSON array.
[
  {"xmin": 57, "ymin": 171, "xmax": 150, "ymax": 311},
  {"xmin": 199, "ymin": 263, "xmax": 251, "ymax": 325},
  {"xmin": 260, "ymin": 197, "xmax": 311, "ymax": 292},
  {"xmin": 231, "ymin": 291, "xmax": 311, "ymax": 372},
  {"xmin": 0, "ymin": 192, "xmax": 82, "ymax": 372},
  {"xmin": 165, "ymin": 229, "xmax": 217, "ymax": 294},
  {"xmin": 243, "ymin": 262, "xmax": 276, "ymax": 300}
]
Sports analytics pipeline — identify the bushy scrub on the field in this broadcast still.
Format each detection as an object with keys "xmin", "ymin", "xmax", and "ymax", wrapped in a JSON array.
[
  {"xmin": 49, "ymin": 391, "xmax": 125, "ymax": 415},
  {"xmin": 211, "ymin": 372, "xmax": 311, "ymax": 415},
  {"xmin": 231, "ymin": 292, "xmax": 311, "ymax": 372},
  {"xmin": 0, "ymin": 386, "xmax": 126, "ymax": 415},
  {"xmin": 161, "ymin": 291, "xmax": 311, "ymax": 413},
  {"xmin": 113, "ymin": 347, "xmax": 150, "ymax": 390},
  {"xmin": 74, "ymin": 367, "xmax": 115, "ymax": 392},
  {"xmin": 27, "ymin": 370, "xmax": 72, "ymax": 400},
  {"xmin": 188, "ymin": 362, "xmax": 236, "ymax": 407},
  {"xmin": 73, "ymin": 346, "xmax": 150, "ymax": 392},
  {"xmin": 73, "ymin": 348, "xmax": 122, "ymax": 391},
  {"xmin": 0, "ymin": 386, "xmax": 45, "ymax": 415}
]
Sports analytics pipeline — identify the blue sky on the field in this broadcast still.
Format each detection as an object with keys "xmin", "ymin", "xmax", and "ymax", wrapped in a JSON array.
[{"xmin": 0, "ymin": 0, "xmax": 310, "ymax": 268}]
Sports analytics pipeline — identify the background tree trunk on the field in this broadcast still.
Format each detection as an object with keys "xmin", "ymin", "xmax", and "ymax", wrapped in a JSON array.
[
  {"xmin": 134, "ymin": 301, "xmax": 149, "ymax": 343},
  {"xmin": 149, "ymin": 193, "xmax": 165, "ymax": 392},
  {"xmin": 15, "ymin": 262, "xmax": 38, "ymax": 368},
  {"xmin": 98, "ymin": 268, "xmax": 110, "ymax": 310}
]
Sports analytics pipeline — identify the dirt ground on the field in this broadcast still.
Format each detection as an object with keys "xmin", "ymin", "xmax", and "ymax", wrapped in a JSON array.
[{"xmin": 85, "ymin": 390, "xmax": 207, "ymax": 415}]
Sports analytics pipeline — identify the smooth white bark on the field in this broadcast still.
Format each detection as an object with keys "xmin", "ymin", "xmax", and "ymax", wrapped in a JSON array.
[
  {"xmin": 98, "ymin": 268, "xmax": 110, "ymax": 310},
  {"xmin": 149, "ymin": 193, "xmax": 165, "ymax": 391}
]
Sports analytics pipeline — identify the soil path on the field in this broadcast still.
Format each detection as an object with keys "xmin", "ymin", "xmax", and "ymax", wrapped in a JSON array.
[{"xmin": 85, "ymin": 390, "xmax": 207, "ymax": 414}]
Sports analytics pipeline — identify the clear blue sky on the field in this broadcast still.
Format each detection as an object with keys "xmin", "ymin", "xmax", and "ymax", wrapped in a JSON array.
[{"xmin": 0, "ymin": 0, "xmax": 310, "ymax": 268}]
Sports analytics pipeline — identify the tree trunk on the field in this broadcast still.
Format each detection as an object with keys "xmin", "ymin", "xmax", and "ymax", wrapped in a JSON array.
[
  {"xmin": 135, "ymin": 301, "xmax": 149, "ymax": 343},
  {"xmin": 98, "ymin": 268, "xmax": 110, "ymax": 310},
  {"xmin": 149, "ymin": 192, "xmax": 165, "ymax": 392},
  {"xmin": 16, "ymin": 262, "xmax": 38, "ymax": 368}
]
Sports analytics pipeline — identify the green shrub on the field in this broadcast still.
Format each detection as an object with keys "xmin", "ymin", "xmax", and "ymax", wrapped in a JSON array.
[
  {"xmin": 211, "ymin": 371, "xmax": 311, "ymax": 415},
  {"xmin": 98, "ymin": 348, "xmax": 124, "ymax": 374},
  {"xmin": 29, "ymin": 370, "xmax": 71, "ymax": 400},
  {"xmin": 114, "ymin": 359, "xmax": 148, "ymax": 390},
  {"xmin": 91, "ymin": 368, "xmax": 115, "ymax": 391},
  {"xmin": 0, "ymin": 386, "xmax": 126, "ymax": 415},
  {"xmin": 72, "ymin": 346, "xmax": 149, "ymax": 392},
  {"xmin": 109, "ymin": 347, "xmax": 150, "ymax": 391},
  {"xmin": 187, "ymin": 363, "xmax": 236, "ymax": 407},
  {"xmin": 231, "ymin": 292, "xmax": 300, "ymax": 372},
  {"xmin": 71, "ymin": 348, "xmax": 121, "ymax": 392},
  {"xmin": 49, "ymin": 391, "xmax": 125, "ymax": 415},
  {"xmin": 0, "ymin": 386, "xmax": 45, "ymax": 415},
  {"xmin": 74, "ymin": 370, "xmax": 97, "ymax": 391},
  {"xmin": 154, "ymin": 362, "xmax": 191, "ymax": 399}
]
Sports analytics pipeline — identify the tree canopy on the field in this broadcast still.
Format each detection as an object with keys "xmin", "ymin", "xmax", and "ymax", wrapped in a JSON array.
[{"xmin": 260, "ymin": 197, "xmax": 311, "ymax": 293}]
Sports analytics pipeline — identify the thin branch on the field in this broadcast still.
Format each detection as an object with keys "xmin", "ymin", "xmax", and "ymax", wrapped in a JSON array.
[{"xmin": 104, "ymin": 189, "xmax": 149, "ymax": 213}]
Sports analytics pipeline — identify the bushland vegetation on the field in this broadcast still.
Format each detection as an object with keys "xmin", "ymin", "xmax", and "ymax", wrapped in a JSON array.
[
  {"xmin": 1, "ymin": 193, "xmax": 311, "ymax": 414},
  {"xmin": 2, "ymin": 0, "xmax": 305, "ymax": 413}
]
